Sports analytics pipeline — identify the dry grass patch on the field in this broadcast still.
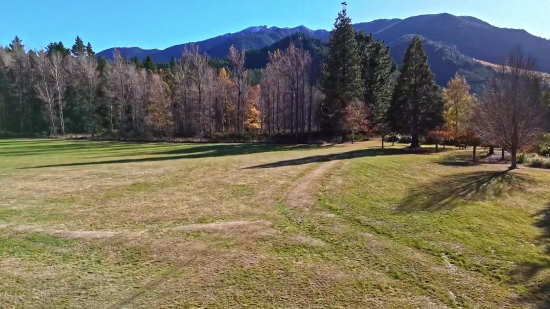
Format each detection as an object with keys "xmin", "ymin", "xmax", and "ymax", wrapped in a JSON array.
[{"xmin": 1, "ymin": 139, "xmax": 549, "ymax": 308}]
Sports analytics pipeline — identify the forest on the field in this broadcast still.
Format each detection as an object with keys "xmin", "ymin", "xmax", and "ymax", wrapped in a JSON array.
[
  {"xmin": 0, "ymin": 3, "xmax": 549, "ymax": 168},
  {"xmin": 0, "ymin": 8, "xmax": 395, "ymax": 144}
]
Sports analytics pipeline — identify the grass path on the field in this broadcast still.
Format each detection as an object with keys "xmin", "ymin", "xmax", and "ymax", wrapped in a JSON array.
[{"xmin": 0, "ymin": 139, "xmax": 549, "ymax": 308}]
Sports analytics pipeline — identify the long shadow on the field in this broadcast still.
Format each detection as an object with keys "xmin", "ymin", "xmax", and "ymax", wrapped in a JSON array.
[
  {"xmin": 244, "ymin": 147, "xmax": 415, "ymax": 169},
  {"xmin": 436, "ymin": 152, "xmax": 482, "ymax": 167},
  {"xmin": 396, "ymin": 170, "xmax": 536, "ymax": 212},
  {"xmin": 0, "ymin": 140, "xmax": 160, "ymax": 156},
  {"xmin": 20, "ymin": 143, "xmax": 324, "ymax": 169},
  {"xmin": 512, "ymin": 202, "xmax": 550, "ymax": 308}
]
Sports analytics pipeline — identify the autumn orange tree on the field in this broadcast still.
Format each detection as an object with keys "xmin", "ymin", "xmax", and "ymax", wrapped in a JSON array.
[
  {"xmin": 427, "ymin": 128, "xmax": 453, "ymax": 152},
  {"xmin": 244, "ymin": 85, "xmax": 261, "ymax": 132},
  {"xmin": 341, "ymin": 100, "xmax": 370, "ymax": 143}
]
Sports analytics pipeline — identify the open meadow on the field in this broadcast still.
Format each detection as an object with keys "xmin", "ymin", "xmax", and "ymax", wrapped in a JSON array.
[{"xmin": 1, "ymin": 139, "xmax": 550, "ymax": 308}]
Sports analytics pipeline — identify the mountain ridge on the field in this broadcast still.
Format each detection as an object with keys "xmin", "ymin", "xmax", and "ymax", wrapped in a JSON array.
[{"xmin": 97, "ymin": 13, "xmax": 550, "ymax": 73}]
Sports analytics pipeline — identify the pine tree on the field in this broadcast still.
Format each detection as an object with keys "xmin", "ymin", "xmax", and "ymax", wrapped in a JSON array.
[
  {"xmin": 86, "ymin": 42, "xmax": 95, "ymax": 56},
  {"xmin": 71, "ymin": 36, "xmax": 86, "ymax": 57},
  {"xmin": 169, "ymin": 57, "xmax": 177, "ymax": 74},
  {"xmin": 321, "ymin": 2, "xmax": 362, "ymax": 137},
  {"xmin": 131, "ymin": 56, "xmax": 142, "ymax": 68},
  {"xmin": 356, "ymin": 32, "xmax": 396, "ymax": 127},
  {"xmin": 387, "ymin": 36, "xmax": 444, "ymax": 149},
  {"xmin": 143, "ymin": 55, "xmax": 156, "ymax": 72},
  {"xmin": 46, "ymin": 42, "xmax": 70, "ymax": 57}
]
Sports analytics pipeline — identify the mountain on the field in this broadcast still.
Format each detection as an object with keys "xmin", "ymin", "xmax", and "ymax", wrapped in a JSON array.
[
  {"xmin": 387, "ymin": 35, "xmax": 494, "ymax": 93},
  {"xmin": 97, "ymin": 13, "xmax": 550, "ymax": 89},
  {"xmin": 364, "ymin": 13, "xmax": 550, "ymax": 72},
  {"xmin": 98, "ymin": 26, "xmax": 327, "ymax": 63},
  {"xmin": 98, "ymin": 14, "xmax": 550, "ymax": 73},
  {"xmin": 244, "ymin": 33, "xmax": 329, "ymax": 70}
]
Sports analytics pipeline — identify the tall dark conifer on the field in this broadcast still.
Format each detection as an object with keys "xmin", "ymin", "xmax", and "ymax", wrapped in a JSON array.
[
  {"xmin": 356, "ymin": 32, "xmax": 397, "ymax": 129},
  {"xmin": 86, "ymin": 42, "xmax": 95, "ymax": 56},
  {"xmin": 143, "ymin": 55, "xmax": 157, "ymax": 72},
  {"xmin": 71, "ymin": 36, "xmax": 86, "ymax": 57},
  {"xmin": 321, "ymin": 2, "xmax": 362, "ymax": 137},
  {"xmin": 387, "ymin": 36, "xmax": 443, "ymax": 149}
]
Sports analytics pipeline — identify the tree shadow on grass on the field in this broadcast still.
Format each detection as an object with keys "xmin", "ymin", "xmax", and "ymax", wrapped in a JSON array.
[
  {"xmin": 19, "ymin": 143, "xmax": 324, "ymax": 169},
  {"xmin": 243, "ymin": 147, "xmax": 419, "ymax": 169},
  {"xmin": 435, "ymin": 152, "xmax": 482, "ymax": 167},
  {"xmin": 436, "ymin": 152, "xmax": 510, "ymax": 168},
  {"xmin": 396, "ymin": 170, "xmax": 536, "ymax": 213},
  {"xmin": 511, "ymin": 202, "xmax": 550, "ymax": 308}
]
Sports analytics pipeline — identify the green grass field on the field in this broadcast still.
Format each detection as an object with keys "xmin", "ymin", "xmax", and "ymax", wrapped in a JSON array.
[{"xmin": 0, "ymin": 139, "xmax": 549, "ymax": 308}]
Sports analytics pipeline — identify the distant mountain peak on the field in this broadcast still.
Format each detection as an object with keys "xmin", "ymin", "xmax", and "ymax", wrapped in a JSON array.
[{"xmin": 240, "ymin": 26, "xmax": 270, "ymax": 34}]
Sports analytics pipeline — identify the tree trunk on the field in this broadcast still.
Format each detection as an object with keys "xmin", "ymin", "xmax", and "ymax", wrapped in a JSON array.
[
  {"xmin": 381, "ymin": 136, "xmax": 385, "ymax": 149},
  {"xmin": 341, "ymin": 130, "xmax": 348, "ymax": 143},
  {"xmin": 501, "ymin": 148, "xmax": 505, "ymax": 160},
  {"xmin": 510, "ymin": 148, "xmax": 517, "ymax": 169},
  {"xmin": 489, "ymin": 146, "xmax": 495, "ymax": 156},
  {"xmin": 435, "ymin": 143, "xmax": 439, "ymax": 153},
  {"xmin": 410, "ymin": 132, "xmax": 420, "ymax": 149},
  {"xmin": 351, "ymin": 131, "xmax": 355, "ymax": 144},
  {"xmin": 473, "ymin": 145, "xmax": 477, "ymax": 162}
]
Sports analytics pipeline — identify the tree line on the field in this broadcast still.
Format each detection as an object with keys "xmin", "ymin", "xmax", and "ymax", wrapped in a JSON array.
[
  {"xmin": 0, "ymin": 3, "xmax": 548, "ymax": 169},
  {"xmin": 0, "ymin": 4, "xmax": 396, "ymax": 143}
]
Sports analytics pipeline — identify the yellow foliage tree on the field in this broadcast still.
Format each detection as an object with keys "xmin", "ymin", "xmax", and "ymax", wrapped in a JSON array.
[
  {"xmin": 148, "ymin": 74, "xmax": 174, "ymax": 141},
  {"xmin": 244, "ymin": 85, "xmax": 261, "ymax": 132},
  {"xmin": 217, "ymin": 68, "xmax": 236, "ymax": 132},
  {"xmin": 443, "ymin": 73, "xmax": 474, "ymax": 138}
]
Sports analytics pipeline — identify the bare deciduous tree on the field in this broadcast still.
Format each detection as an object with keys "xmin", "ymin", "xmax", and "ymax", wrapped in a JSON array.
[
  {"xmin": 228, "ymin": 45, "xmax": 249, "ymax": 134},
  {"xmin": 49, "ymin": 50, "xmax": 69, "ymax": 136},
  {"xmin": 473, "ymin": 48, "xmax": 546, "ymax": 169},
  {"xmin": 34, "ymin": 51, "xmax": 57, "ymax": 135},
  {"xmin": 73, "ymin": 53, "xmax": 100, "ymax": 137},
  {"xmin": 183, "ymin": 45, "xmax": 214, "ymax": 138}
]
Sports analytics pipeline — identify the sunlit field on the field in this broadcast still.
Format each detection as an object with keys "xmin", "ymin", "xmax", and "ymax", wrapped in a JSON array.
[{"xmin": 1, "ymin": 139, "xmax": 549, "ymax": 308}]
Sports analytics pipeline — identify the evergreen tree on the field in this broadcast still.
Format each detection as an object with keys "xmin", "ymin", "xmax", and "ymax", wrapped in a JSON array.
[
  {"xmin": 71, "ymin": 36, "xmax": 86, "ymax": 57},
  {"xmin": 143, "ymin": 55, "xmax": 156, "ymax": 72},
  {"xmin": 386, "ymin": 36, "xmax": 443, "ymax": 149},
  {"xmin": 356, "ymin": 32, "xmax": 397, "ymax": 127},
  {"xmin": 86, "ymin": 42, "xmax": 95, "ymax": 56},
  {"xmin": 321, "ymin": 2, "xmax": 362, "ymax": 137},
  {"xmin": 9, "ymin": 36, "xmax": 24, "ymax": 51},
  {"xmin": 169, "ymin": 56, "xmax": 177, "ymax": 74},
  {"xmin": 46, "ymin": 42, "xmax": 70, "ymax": 57},
  {"xmin": 131, "ymin": 56, "xmax": 143, "ymax": 68}
]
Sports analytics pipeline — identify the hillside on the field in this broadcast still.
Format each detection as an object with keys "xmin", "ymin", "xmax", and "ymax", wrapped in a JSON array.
[
  {"xmin": 369, "ymin": 13, "xmax": 550, "ymax": 72},
  {"xmin": 240, "ymin": 33, "xmax": 492, "ymax": 92},
  {"xmin": 98, "ymin": 26, "xmax": 326, "ymax": 63},
  {"xmin": 98, "ymin": 13, "xmax": 550, "ymax": 74},
  {"xmin": 388, "ymin": 35, "xmax": 495, "ymax": 92},
  {"xmin": 244, "ymin": 33, "xmax": 329, "ymax": 70}
]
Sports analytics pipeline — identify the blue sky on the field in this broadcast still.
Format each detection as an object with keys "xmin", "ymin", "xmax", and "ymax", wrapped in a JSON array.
[{"xmin": 1, "ymin": 0, "xmax": 548, "ymax": 52}]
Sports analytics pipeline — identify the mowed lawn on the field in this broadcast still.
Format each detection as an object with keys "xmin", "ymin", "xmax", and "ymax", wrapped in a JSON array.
[{"xmin": 0, "ymin": 139, "xmax": 549, "ymax": 308}]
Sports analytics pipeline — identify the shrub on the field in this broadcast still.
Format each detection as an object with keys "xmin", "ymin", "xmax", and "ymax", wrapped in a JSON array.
[
  {"xmin": 524, "ymin": 155, "xmax": 550, "ymax": 169},
  {"xmin": 384, "ymin": 135, "xmax": 399, "ymax": 142},
  {"xmin": 347, "ymin": 133, "xmax": 366, "ymax": 142},
  {"xmin": 538, "ymin": 133, "xmax": 550, "ymax": 156},
  {"xmin": 517, "ymin": 153, "xmax": 526, "ymax": 164},
  {"xmin": 398, "ymin": 135, "xmax": 412, "ymax": 144}
]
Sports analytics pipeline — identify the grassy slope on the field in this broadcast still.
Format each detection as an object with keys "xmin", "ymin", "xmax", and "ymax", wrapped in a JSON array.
[{"xmin": 0, "ymin": 139, "xmax": 549, "ymax": 308}]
